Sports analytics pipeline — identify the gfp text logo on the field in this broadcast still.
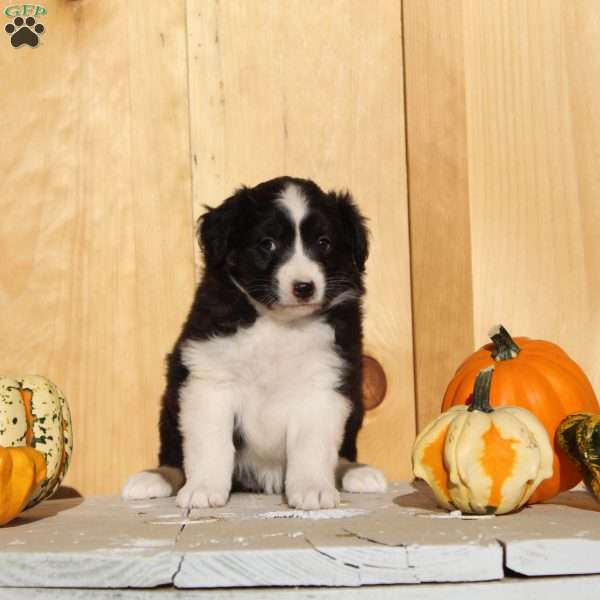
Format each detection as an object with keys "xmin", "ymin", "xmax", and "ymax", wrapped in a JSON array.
[{"xmin": 4, "ymin": 4, "xmax": 46, "ymax": 48}]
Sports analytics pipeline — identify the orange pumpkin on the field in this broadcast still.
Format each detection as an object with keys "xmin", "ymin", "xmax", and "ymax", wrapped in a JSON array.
[{"xmin": 441, "ymin": 325, "xmax": 600, "ymax": 503}]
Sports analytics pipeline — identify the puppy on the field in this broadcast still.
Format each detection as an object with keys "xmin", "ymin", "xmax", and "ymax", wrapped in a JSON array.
[{"xmin": 123, "ymin": 176, "xmax": 387, "ymax": 510}]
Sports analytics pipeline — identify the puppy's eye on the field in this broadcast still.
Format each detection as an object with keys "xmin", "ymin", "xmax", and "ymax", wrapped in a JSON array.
[
  {"xmin": 258, "ymin": 238, "xmax": 277, "ymax": 253},
  {"xmin": 318, "ymin": 236, "xmax": 331, "ymax": 252}
]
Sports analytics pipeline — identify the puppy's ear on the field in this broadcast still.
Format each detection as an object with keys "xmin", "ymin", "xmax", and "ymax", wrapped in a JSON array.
[
  {"xmin": 332, "ymin": 191, "xmax": 369, "ymax": 272},
  {"xmin": 198, "ymin": 187, "xmax": 250, "ymax": 267}
]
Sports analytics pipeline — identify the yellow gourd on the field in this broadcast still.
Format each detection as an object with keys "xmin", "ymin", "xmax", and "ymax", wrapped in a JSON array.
[
  {"xmin": 413, "ymin": 367, "xmax": 554, "ymax": 514},
  {"xmin": 0, "ymin": 446, "xmax": 47, "ymax": 526}
]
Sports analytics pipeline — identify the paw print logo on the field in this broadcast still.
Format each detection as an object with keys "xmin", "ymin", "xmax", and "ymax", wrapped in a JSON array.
[{"xmin": 5, "ymin": 16, "xmax": 45, "ymax": 48}]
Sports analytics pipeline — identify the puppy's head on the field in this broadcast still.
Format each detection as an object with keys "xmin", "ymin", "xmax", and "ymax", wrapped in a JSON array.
[{"xmin": 199, "ymin": 176, "xmax": 368, "ymax": 320}]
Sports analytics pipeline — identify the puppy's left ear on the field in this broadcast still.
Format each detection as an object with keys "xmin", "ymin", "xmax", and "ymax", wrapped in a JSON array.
[
  {"xmin": 332, "ymin": 191, "xmax": 370, "ymax": 272},
  {"xmin": 198, "ymin": 187, "xmax": 250, "ymax": 268}
]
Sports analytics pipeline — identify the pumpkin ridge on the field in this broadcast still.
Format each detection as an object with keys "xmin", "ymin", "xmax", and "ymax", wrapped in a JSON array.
[
  {"xmin": 450, "ymin": 411, "xmax": 477, "ymax": 513},
  {"xmin": 499, "ymin": 407, "xmax": 551, "ymax": 509},
  {"xmin": 542, "ymin": 356, "xmax": 596, "ymax": 405},
  {"xmin": 490, "ymin": 361, "xmax": 521, "ymax": 407},
  {"xmin": 527, "ymin": 356, "xmax": 598, "ymax": 416},
  {"xmin": 513, "ymin": 364, "xmax": 565, "ymax": 500},
  {"xmin": 0, "ymin": 449, "xmax": 12, "ymax": 480},
  {"xmin": 481, "ymin": 423, "xmax": 518, "ymax": 509},
  {"xmin": 512, "ymin": 361, "xmax": 559, "ymax": 427},
  {"xmin": 524, "ymin": 348, "xmax": 594, "ymax": 382},
  {"xmin": 520, "ymin": 339, "xmax": 566, "ymax": 351},
  {"xmin": 441, "ymin": 376, "xmax": 465, "ymax": 412},
  {"xmin": 421, "ymin": 424, "xmax": 451, "ymax": 501},
  {"xmin": 18, "ymin": 388, "xmax": 35, "ymax": 447},
  {"xmin": 46, "ymin": 411, "xmax": 68, "ymax": 499},
  {"xmin": 55, "ymin": 422, "xmax": 69, "ymax": 483}
]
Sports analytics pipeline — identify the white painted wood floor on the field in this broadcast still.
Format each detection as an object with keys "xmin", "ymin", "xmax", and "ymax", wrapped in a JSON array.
[{"xmin": 1, "ymin": 482, "xmax": 600, "ymax": 595}]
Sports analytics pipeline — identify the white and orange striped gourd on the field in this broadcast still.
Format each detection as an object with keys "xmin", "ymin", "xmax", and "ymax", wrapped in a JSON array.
[
  {"xmin": 0, "ymin": 376, "xmax": 72, "ymax": 508},
  {"xmin": 412, "ymin": 367, "xmax": 553, "ymax": 515}
]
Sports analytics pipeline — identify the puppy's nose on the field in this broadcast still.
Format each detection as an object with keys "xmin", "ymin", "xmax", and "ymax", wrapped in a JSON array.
[{"xmin": 292, "ymin": 280, "xmax": 315, "ymax": 301}]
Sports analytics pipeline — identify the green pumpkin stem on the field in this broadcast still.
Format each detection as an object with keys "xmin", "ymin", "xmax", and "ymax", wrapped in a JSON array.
[
  {"xmin": 468, "ymin": 367, "xmax": 495, "ymax": 413},
  {"xmin": 489, "ymin": 324, "xmax": 521, "ymax": 361}
]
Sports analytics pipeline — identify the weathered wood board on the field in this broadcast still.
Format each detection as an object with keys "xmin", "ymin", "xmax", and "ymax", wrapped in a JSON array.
[
  {"xmin": 3, "ymin": 576, "xmax": 600, "ymax": 600},
  {"xmin": 1, "ymin": 483, "xmax": 600, "ymax": 589},
  {"xmin": 5, "ymin": 576, "xmax": 600, "ymax": 600},
  {"xmin": 498, "ymin": 489, "xmax": 600, "ymax": 576},
  {"xmin": 172, "ymin": 486, "xmax": 501, "ymax": 587}
]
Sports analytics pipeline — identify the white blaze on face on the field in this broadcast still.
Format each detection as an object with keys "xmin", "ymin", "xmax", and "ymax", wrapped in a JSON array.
[{"xmin": 276, "ymin": 184, "xmax": 325, "ymax": 308}]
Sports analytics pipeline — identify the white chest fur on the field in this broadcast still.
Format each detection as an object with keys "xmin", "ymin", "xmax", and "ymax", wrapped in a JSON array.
[
  {"xmin": 181, "ymin": 315, "xmax": 343, "ymax": 398},
  {"xmin": 179, "ymin": 315, "xmax": 348, "ymax": 494}
]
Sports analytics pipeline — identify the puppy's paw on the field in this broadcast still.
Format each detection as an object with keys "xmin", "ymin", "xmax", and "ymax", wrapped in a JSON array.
[
  {"xmin": 122, "ymin": 470, "xmax": 175, "ymax": 500},
  {"xmin": 176, "ymin": 482, "xmax": 230, "ymax": 509},
  {"xmin": 341, "ymin": 465, "xmax": 387, "ymax": 493},
  {"xmin": 286, "ymin": 480, "xmax": 340, "ymax": 510}
]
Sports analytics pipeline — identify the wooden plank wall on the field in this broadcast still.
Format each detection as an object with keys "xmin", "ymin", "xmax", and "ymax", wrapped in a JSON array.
[
  {"xmin": 406, "ymin": 0, "xmax": 600, "ymax": 431},
  {"xmin": 403, "ymin": 0, "xmax": 474, "ymax": 431},
  {"xmin": 0, "ymin": 1, "xmax": 195, "ymax": 495},
  {"xmin": 2, "ymin": 0, "xmax": 600, "ymax": 495}
]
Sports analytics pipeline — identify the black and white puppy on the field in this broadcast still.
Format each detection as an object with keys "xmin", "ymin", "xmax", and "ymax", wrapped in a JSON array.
[{"xmin": 123, "ymin": 176, "xmax": 386, "ymax": 510}]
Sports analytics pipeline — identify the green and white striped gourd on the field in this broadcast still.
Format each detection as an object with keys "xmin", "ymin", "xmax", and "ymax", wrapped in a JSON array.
[{"xmin": 0, "ymin": 376, "xmax": 73, "ymax": 507}]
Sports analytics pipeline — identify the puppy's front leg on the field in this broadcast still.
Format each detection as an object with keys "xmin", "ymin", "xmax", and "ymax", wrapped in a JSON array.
[
  {"xmin": 176, "ymin": 378, "xmax": 235, "ymax": 509},
  {"xmin": 285, "ymin": 393, "xmax": 350, "ymax": 510}
]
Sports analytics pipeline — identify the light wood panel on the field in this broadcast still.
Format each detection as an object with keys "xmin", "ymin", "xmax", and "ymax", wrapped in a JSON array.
[
  {"xmin": 464, "ymin": 0, "xmax": 600, "ymax": 383},
  {"xmin": 187, "ymin": 0, "xmax": 415, "ymax": 479},
  {"xmin": 0, "ymin": 1, "xmax": 195, "ymax": 495},
  {"xmin": 403, "ymin": 0, "xmax": 474, "ymax": 431},
  {"xmin": 406, "ymin": 0, "xmax": 600, "ymax": 428},
  {"xmin": 557, "ymin": 0, "xmax": 600, "ymax": 388}
]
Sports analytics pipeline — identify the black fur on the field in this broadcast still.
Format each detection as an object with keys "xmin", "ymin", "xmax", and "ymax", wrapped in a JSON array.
[{"xmin": 158, "ymin": 176, "xmax": 369, "ymax": 482}]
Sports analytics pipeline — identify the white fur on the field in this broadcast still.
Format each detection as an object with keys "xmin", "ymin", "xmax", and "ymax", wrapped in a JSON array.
[
  {"xmin": 177, "ymin": 314, "xmax": 350, "ymax": 510},
  {"xmin": 122, "ymin": 466, "xmax": 184, "ymax": 500},
  {"xmin": 336, "ymin": 459, "xmax": 388, "ymax": 493},
  {"xmin": 275, "ymin": 184, "xmax": 325, "ymax": 306},
  {"xmin": 122, "ymin": 460, "xmax": 388, "ymax": 503}
]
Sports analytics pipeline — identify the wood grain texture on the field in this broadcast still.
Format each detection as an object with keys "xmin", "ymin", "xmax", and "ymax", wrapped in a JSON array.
[
  {"xmin": 3, "ymin": 578, "xmax": 600, "ymax": 600},
  {"xmin": 562, "ymin": 1, "xmax": 600, "ymax": 395},
  {"xmin": 406, "ymin": 0, "xmax": 600, "ymax": 430},
  {"xmin": 402, "ymin": 0, "xmax": 474, "ymax": 432},
  {"xmin": 0, "ymin": 1, "xmax": 195, "ymax": 495},
  {"xmin": 463, "ymin": 0, "xmax": 599, "ymax": 384},
  {"xmin": 186, "ymin": 0, "xmax": 416, "ymax": 479}
]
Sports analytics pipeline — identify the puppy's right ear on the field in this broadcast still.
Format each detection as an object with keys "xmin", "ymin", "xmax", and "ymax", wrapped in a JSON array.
[{"xmin": 198, "ymin": 187, "xmax": 250, "ymax": 268}]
